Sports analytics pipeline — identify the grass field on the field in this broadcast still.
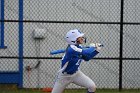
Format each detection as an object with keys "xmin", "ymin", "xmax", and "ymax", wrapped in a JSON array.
[
  {"xmin": 0, "ymin": 89, "xmax": 140, "ymax": 93},
  {"xmin": 0, "ymin": 85, "xmax": 139, "ymax": 93}
]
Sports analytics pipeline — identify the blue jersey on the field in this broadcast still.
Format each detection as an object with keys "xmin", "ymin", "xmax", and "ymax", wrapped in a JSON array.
[{"xmin": 61, "ymin": 45, "xmax": 97, "ymax": 74}]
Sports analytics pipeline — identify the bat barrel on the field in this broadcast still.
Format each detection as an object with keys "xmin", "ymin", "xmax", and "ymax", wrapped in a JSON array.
[{"xmin": 50, "ymin": 49, "xmax": 65, "ymax": 55}]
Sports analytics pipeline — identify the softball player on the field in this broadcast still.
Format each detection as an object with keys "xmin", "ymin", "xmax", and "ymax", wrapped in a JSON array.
[{"xmin": 51, "ymin": 29, "xmax": 102, "ymax": 93}]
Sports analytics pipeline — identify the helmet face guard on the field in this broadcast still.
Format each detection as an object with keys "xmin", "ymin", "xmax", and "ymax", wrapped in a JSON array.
[
  {"xmin": 65, "ymin": 29, "xmax": 86, "ymax": 45},
  {"xmin": 83, "ymin": 37, "xmax": 87, "ymax": 43}
]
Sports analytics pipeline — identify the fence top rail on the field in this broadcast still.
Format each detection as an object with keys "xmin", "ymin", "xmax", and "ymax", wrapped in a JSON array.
[{"xmin": 0, "ymin": 20, "xmax": 140, "ymax": 25}]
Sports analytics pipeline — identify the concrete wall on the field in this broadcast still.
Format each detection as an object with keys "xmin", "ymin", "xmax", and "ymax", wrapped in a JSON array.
[{"xmin": 0, "ymin": 0, "xmax": 140, "ymax": 88}]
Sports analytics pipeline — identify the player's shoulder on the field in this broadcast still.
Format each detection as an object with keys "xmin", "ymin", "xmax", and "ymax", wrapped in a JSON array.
[{"xmin": 68, "ymin": 45, "xmax": 82, "ymax": 53}]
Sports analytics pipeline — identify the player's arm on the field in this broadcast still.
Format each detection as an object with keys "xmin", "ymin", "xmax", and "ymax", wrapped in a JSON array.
[
  {"xmin": 70, "ymin": 44, "xmax": 102, "ymax": 61},
  {"xmin": 89, "ymin": 43, "xmax": 103, "ymax": 52},
  {"xmin": 49, "ymin": 43, "xmax": 103, "ymax": 55},
  {"xmin": 82, "ymin": 50, "xmax": 99, "ymax": 61},
  {"xmin": 70, "ymin": 45, "xmax": 95, "ymax": 55}
]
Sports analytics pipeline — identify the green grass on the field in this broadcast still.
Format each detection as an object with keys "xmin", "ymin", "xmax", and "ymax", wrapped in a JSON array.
[
  {"xmin": 64, "ymin": 89, "xmax": 140, "ymax": 93},
  {"xmin": 0, "ymin": 89, "xmax": 140, "ymax": 93},
  {"xmin": 0, "ymin": 85, "xmax": 139, "ymax": 93},
  {"xmin": 97, "ymin": 89, "xmax": 140, "ymax": 93}
]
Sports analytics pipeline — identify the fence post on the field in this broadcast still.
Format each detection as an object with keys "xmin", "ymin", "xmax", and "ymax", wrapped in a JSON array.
[
  {"xmin": 0, "ymin": 0, "xmax": 7, "ymax": 49},
  {"xmin": 119, "ymin": 0, "xmax": 124, "ymax": 91},
  {"xmin": 18, "ymin": 0, "xmax": 23, "ymax": 88}
]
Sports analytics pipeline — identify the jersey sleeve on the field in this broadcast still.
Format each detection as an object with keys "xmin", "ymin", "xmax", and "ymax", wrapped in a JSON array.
[
  {"xmin": 82, "ymin": 50, "xmax": 99, "ymax": 61},
  {"xmin": 70, "ymin": 45, "xmax": 99, "ymax": 61},
  {"xmin": 81, "ymin": 47, "xmax": 96, "ymax": 55},
  {"xmin": 70, "ymin": 45, "xmax": 96, "ymax": 55}
]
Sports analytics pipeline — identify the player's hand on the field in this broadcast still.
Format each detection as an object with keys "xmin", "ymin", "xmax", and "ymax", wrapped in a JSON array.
[
  {"xmin": 96, "ymin": 43, "xmax": 102, "ymax": 51},
  {"xmin": 90, "ymin": 43, "xmax": 103, "ymax": 51}
]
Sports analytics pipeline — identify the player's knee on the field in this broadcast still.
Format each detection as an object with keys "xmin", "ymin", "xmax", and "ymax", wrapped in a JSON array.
[
  {"xmin": 93, "ymin": 85, "xmax": 96, "ymax": 91},
  {"xmin": 88, "ymin": 84, "xmax": 96, "ymax": 92}
]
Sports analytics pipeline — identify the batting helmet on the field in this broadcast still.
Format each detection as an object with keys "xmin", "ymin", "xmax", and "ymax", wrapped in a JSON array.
[{"xmin": 65, "ymin": 29, "xmax": 84, "ymax": 45}]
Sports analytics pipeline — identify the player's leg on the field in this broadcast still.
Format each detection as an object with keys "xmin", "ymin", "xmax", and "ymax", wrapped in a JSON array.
[
  {"xmin": 51, "ymin": 81, "xmax": 66, "ymax": 93},
  {"xmin": 51, "ymin": 72, "xmax": 72, "ymax": 93},
  {"xmin": 72, "ymin": 70, "xmax": 96, "ymax": 93}
]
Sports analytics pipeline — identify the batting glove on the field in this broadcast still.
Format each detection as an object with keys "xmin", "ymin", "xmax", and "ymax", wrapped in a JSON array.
[{"xmin": 90, "ymin": 43, "xmax": 103, "ymax": 51}]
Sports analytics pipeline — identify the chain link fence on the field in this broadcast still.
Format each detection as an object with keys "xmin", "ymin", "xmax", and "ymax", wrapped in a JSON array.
[{"xmin": 0, "ymin": 0, "xmax": 140, "ymax": 92}]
